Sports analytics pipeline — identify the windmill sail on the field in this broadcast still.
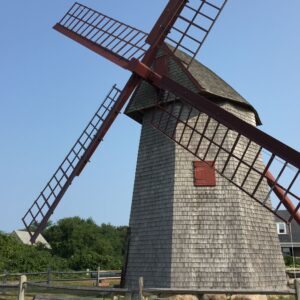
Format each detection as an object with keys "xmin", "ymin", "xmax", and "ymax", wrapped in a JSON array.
[
  {"xmin": 23, "ymin": 0, "xmax": 300, "ymax": 243},
  {"xmin": 146, "ymin": 67, "xmax": 300, "ymax": 224},
  {"xmin": 147, "ymin": 0, "xmax": 228, "ymax": 68},
  {"xmin": 22, "ymin": 79, "xmax": 139, "ymax": 243},
  {"xmin": 54, "ymin": 1, "xmax": 300, "ymax": 223},
  {"xmin": 54, "ymin": 1, "xmax": 228, "ymax": 70},
  {"xmin": 54, "ymin": 2, "xmax": 149, "ymax": 68}
]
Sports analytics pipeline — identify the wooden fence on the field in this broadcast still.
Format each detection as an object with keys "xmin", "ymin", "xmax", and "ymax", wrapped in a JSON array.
[
  {"xmin": 0, "ymin": 269, "xmax": 121, "ymax": 287},
  {"xmin": 0, "ymin": 271, "xmax": 299, "ymax": 300}
]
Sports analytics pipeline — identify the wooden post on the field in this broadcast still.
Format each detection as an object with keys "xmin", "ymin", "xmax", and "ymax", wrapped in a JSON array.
[
  {"xmin": 17, "ymin": 275, "xmax": 27, "ymax": 300},
  {"xmin": 138, "ymin": 277, "xmax": 144, "ymax": 300},
  {"xmin": 96, "ymin": 266, "xmax": 100, "ymax": 287},
  {"xmin": 3, "ymin": 270, "xmax": 7, "ymax": 284},
  {"xmin": 125, "ymin": 292, "xmax": 132, "ymax": 300},
  {"xmin": 47, "ymin": 268, "xmax": 52, "ymax": 285},
  {"xmin": 296, "ymin": 279, "xmax": 300, "ymax": 300}
]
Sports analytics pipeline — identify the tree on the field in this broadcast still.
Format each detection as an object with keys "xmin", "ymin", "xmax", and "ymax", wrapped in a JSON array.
[
  {"xmin": 0, "ymin": 232, "xmax": 68, "ymax": 273},
  {"xmin": 0, "ymin": 217, "xmax": 128, "ymax": 272},
  {"xmin": 44, "ymin": 217, "xmax": 128, "ymax": 270}
]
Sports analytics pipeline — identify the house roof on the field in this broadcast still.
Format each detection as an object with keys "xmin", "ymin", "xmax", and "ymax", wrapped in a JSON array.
[
  {"xmin": 275, "ymin": 210, "xmax": 300, "ymax": 244},
  {"xmin": 125, "ymin": 45, "xmax": 261, "ymax": 125},
  {"xmin": 13, "ymin": 230, "xmax": 51, "ymax": 249}
]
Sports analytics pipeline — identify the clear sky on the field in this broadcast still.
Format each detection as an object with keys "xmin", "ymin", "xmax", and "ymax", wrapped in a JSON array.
[{"xmin": 0, "ymin": 1, "xmax": 299, "ymax": 232}]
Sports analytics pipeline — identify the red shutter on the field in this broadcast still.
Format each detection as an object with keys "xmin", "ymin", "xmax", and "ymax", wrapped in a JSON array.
[{"xmin": 193, "ymin": 161, "xmax": 216, "ymax": 187}]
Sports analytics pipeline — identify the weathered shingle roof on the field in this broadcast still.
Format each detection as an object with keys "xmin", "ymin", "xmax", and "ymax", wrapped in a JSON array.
[
  {"xmin": 125, "ymin": 46, "xmax": 261, "ymax": 125},
  {"xmin": 174, "ymin": 48, "xmax": 252, "ymax": 106}
]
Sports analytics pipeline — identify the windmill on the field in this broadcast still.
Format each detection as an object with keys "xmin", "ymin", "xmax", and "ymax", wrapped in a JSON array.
[{"xmin": 22, "ymin": 0, "xmax": 300, "ymax": 290}]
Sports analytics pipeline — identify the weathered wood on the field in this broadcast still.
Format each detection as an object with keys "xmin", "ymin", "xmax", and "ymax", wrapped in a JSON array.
[
  {"xmin": 142, "ymin": 288, "xmax": 296, "ymax": 296},
  {"xmin": 34, "ymin": 296, "xmax": 102, "ymax": 300},
  {"xmin": 96, "ymin": 267, "xmax": 100, "ymax": 287},
  {"xmin": 27, "ymin": 281, "xmax": 128, "ymax": 294},
  {"xmin": 125, "ymin": 292, "xmax": 132, "ymax": 300},
  {"xmin": 17, "ymin": 275, "xmax": 27, "ymax": 300},
  {"xmin": 0, "ymin": 269, "xmax": 121, "ymax": 278},
  {"xmin": 295, "ymin": 279, "xmax": 300, "ymax": 300},
  {"xmin": 3, "ymin": 270, "xmax": 7, "ymax": 284},
  {"xmin": 0, "ymin": 283, "xmax": 19, "ymax": 288},
  {"xmin": 124, "ymin": 49, "xmax": 288, "ymax": 291},
  {"xmin": 139, "ymin": 277, "xmax": 144, "ymax": 300},
  {"xmin": 47, "ymin": 268, "xmax": 52, "ymax": 285}
]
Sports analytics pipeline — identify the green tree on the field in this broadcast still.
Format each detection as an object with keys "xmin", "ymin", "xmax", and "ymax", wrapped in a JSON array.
[
  {"xmin": 0, "ymin": 218, "xmax": 128, "ymax": 272},
  {"xmin": 0, "ymin": 232, "xmax": 68, "ymax": 273},
  {"xmin": 44, "ymin": 217, "xmax": 128, "ymax": 270}
]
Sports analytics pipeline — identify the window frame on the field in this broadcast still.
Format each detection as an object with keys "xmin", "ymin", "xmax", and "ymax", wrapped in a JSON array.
[{"xmin": 277, "ymin": 222, "xmax": 287, "ymax": 235}]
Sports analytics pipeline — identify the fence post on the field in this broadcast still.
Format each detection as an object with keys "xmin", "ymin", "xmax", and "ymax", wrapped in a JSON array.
[
  {"xmin": 125, "ymin": 292, "xmax": 132, "ymax": 300},
  {"xmin": 296, "ymin": 279, "xmax": 300, "ymax": 300},
  {"xmin": 17, "ymin": 275, "xmax": 27, "ymax": 300},
  {"xmin": 47, "ymin": 268, "xmax": 52, "ymax": 285},
  {"xmin": 138, "ymin": 277, "xmax": 144, "ymax": 300},
  {"xmin": 3, "ymin": 270, "xmax": 7, "ymax": 284},
  {"xmin": 96, "ymin": 267, "xmax": 100, "ymax": 287}
]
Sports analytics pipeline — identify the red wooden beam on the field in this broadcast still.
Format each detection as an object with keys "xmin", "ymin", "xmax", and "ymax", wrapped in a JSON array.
[
  {"xmin": 54, "ymin": 24, "xmax": 129, "ymax": 69},
  {"xmin": 127, "ymin": 59, "xmax": 300, "ymax": 170},
  {"xmin": 146, "ymin": 0, "xmax": 187, "ymax": 46},
  {"xmin": 29, "ymin": 75, "xmax": 140, "ymax": 243},
  {"xmin": 265, "ymin": 171, "xmax": 300, "ymax": 224},
  {"xmin": 74, "ymin": 75, "xmax": 140, "ymax": 176}
]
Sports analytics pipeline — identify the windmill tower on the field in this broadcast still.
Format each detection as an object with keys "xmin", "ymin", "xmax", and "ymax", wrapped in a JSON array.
[
  {"xmin": 22, "ymin": 1, "xmax": 300, "ymax": 292},
  {"xmin": 123, "ymin": 47, "xmax": 287, "ymax": 289}
]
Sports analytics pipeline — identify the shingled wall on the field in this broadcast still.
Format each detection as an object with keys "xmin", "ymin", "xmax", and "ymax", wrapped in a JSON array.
[
  {"xmin": 125, "ymin": 113, "xmax": 175, "ymax": 288},
  {"xmin": 169, "ymin": 102, "xmax": 287, "ymax": 289},
  {"xmin": 124, "ymin": 50, "xmax": 286, "ymax": 290},
  {"xmin": 125, "ymin": 103, "xmax": 287, "ymax": 290}
]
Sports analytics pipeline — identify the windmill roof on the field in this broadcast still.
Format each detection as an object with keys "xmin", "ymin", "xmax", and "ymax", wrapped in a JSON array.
[{"xmin": 125, "ymin": 46, "xmax": 261, "ymax": 125}]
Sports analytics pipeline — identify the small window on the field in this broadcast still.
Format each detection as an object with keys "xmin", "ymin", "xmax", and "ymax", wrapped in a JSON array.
[
  {"xmin": 277, "ymin": 223, "xmax": 287, "ymax": 234},
  {"xmin": 193, "ymin": 161, "xmax": 216, "ymax": 187}
]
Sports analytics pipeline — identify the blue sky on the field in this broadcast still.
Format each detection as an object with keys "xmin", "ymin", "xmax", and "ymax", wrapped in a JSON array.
[{"xmin": 0, "ymin": 1, "xmax": 299, "ymax": 232}]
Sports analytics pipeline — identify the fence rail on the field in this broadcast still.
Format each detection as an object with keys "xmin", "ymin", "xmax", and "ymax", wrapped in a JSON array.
[
  {"xmin": 0, "ymin": 269, "xmax": 120, "ymax": 280},
  {"xmin": 27, "ymin": 281, "xmax": 127, "ymax": 293},
  {"xmin": 143, "ymin": 287, "xmax": 296, "ymax": 295},
  {"xmin": 0, "ymin": 283, "xmax": 19, "ymax": 288},
  {"xmin": 0, "ymin": 272, "xmax": 299, "ymax": 300}
]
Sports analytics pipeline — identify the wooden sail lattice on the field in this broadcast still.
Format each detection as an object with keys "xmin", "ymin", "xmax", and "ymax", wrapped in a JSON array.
[
  {"xmin": 165, "ymin": 0, "xmax": 228, "ymax": 67},
  {"xmin": 150, "ymin": 98, "xmax": 300, "ymax": 223},
  {"xmin": 22, "ymin": 85, "xmax": 121, "ymax": 241},
  {"xmin": 23, "ymin": 0, "xmax": 300, "ymax": 243},
  {"xmin": 55, "ymin": 2, "xmax": 149, "ymax": 64},
  {"xmin": 55, "ymin": 1, "xmax": 228, "ymax": 69}
]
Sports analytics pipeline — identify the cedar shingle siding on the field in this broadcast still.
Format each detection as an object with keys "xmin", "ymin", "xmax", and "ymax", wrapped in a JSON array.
[{"xmin": 124, "ymin": 49, "xmax": 286, "ymax": 290}]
